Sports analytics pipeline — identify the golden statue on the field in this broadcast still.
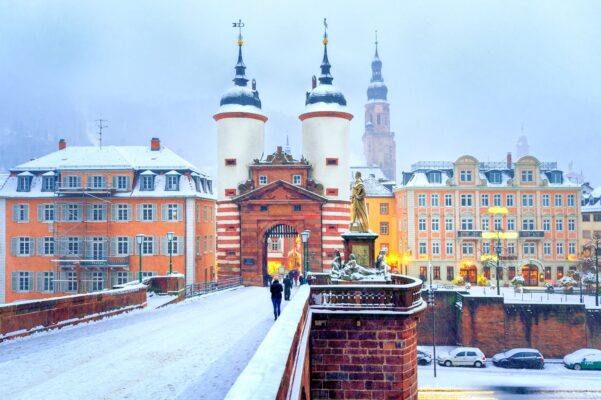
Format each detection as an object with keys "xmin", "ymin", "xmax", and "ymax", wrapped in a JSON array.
[{"xmin": 350, "ymin": 172, "xmax": 369, "ymax": 232}]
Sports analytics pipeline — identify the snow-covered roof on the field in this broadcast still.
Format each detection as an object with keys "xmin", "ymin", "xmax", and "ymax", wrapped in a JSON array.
[
  {"xmin": 582, "ymin": 186, "xmax": 601, "ymax": 212},
  {"xmin": 12, "ymin": 145, "xmax": 202, "ymax": 173},
  {"xmin": 304, "ymin": 84, "xmax": 348, "ymax": 113},
  {"xmin": 350, "ymin": 166, "xmax": 388, "ymax": 182},
  {"xmin": 216, "ymin": 103, "xmax": 265, "ymax": 118},
  {"xmin": 363, "ymin": 176, "xmax": 393, "ymax": 197}
]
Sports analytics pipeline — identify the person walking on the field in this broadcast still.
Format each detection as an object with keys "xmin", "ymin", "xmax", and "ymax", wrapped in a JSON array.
[
  {"xmin": 299, "ymin": 274, "xmax": 305, "ymax": 285},
  {"xmin": 293, "ymin": 269, "xmax": 299, "ymax": 286},
  {"xmin": 270, "ymin": 278, "xmax": 283, "ymax": 320},
  {"xmin": 267, "ymin": 274, "xmax": 273, "ymax": 286},
  {"xmin": 283, "ymin": 275, "xmax": 292, "ymax": 301}
]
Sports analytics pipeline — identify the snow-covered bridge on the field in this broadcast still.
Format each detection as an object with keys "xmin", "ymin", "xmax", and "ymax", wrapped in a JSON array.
[{"xmin": 0, "ymin": 286, "xmax": 288, "ymax": 400}]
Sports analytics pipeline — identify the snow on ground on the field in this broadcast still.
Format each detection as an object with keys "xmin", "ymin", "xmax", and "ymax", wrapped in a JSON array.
[
  {"xmin": 0, "ymin": 286, "xmax": 297, "ymax": 400},
  {"xmin": 418, "ymin": 346, "xmax": 601, "ymax": 392}
]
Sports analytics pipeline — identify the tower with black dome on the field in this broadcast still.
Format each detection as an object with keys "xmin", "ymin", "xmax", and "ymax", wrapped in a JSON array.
[
  {"xmin": 213, "ymin": 24, "xmax": 267, "ymax": 201},
  {"xmin": 299, "ymin": 20, "xmax": 353, "ymax": 201},
  {"xmin": 362, "ymin": 33, "xmax": 396, "ymax": 181}
]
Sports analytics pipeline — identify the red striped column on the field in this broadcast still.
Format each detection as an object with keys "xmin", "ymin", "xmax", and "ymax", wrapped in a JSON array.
[{"xmin": 216, "ymin": 201, "xmax": 241, "ymax": 279}]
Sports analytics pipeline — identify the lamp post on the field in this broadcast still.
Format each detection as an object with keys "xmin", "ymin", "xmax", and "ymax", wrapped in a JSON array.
[
  {"xmin": 428, "ymin": 261, "xmax": 437, "ymax": 378},
  {"xmin": 595, "ymin": 235, "xmax": 600, "ymax": 307},
  {"xmin": 301, "ymin": 229, "xmax": 310, "ymax": 279},
  {"xmin": 136, "ymin": 234, "xmax": 145, "ymax": 283},
  {"xmin": 495, "ymin": 239, "xmax": 502, "ymax": 296},
  {"xmin": 167, "ymin": 232, "xmax": 174, "ymax": 275}
]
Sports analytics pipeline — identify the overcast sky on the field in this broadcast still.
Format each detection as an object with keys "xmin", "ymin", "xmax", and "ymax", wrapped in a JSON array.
[{"xmin": 1, "ymin": 0, "xmax": 600, "ymax": 185}]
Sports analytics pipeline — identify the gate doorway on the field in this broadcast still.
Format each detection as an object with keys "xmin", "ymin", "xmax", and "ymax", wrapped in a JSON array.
[
  {"xmin": 522, "ymin": 264, "xmax": 539, "ymax": 286},
  {"xmin": 460, "ymin": 264, "xmax": 478, "ymax": 284},
  {"xmin": 263, "ymin": 224, "xmax": 302, "ymax": 285}
]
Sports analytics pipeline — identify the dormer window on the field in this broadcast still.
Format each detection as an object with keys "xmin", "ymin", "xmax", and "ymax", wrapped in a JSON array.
[
  {"xmin": 113, "ymin": 175, "xmax": 129, "ymax": 190},
  {"xmin": 16, "ymin": 173, "xmax": 33, "ymax": 192},
  {"xmin": 206, "ymin": 180, "xmax": 213, "ymax": 194},
  {"xmin": 165, "ymin": 172, "xmax": 180, "ymax": 191},
  {"xmin": 140, "ymin": 175, "xmax": 155, "ymax": 191},
  {"xmin": 42, "ymin": 176, "xmax": 55, "ymax": 192},
  {"xmin": 63, "ymin": 176, "xmax": 81, "ymax": 189},
  {"xmin": 88, "ymin": 175, "xmax": 106, "ymax": 189},
  {"xmin": 427, "ymin": 171, "xmax": 442, "ymax": 184},
  {"xmin": 547, "ymin": 171, "xmax": 563, "ymax": 184},
  {"xmin": 459, "ymin": 170, "xmax": 472, "ymax": 182},
  {"xmin": 521, "ymin": 170, "xmax": 534, "ymax": 183},
  {"xmin": 488, "ymin": 171, "xmax": 502, "ymax": 184}
]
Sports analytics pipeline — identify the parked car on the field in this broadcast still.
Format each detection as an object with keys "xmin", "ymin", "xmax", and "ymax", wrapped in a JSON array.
[
  {"xmin": 492, "ymin": 348, "xmax": 544, "ymax": 369},
  {"xmin": 417, "ymin": 347, "xmax": 432, "ymax": 365},
  {"xmin": 437, "ymin": 347, "xmax": 486, "ymax": 368},
  {"xmin": 563, "ymin": 349, "xmax": 601, "ymax": 370}
]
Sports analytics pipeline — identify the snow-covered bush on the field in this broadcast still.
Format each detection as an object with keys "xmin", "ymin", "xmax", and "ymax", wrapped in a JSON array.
[
  {"xmin": 558, "ymin": 276, "xmax": 576, "ymax": 287},
  {"xmin": 477, "ymin": 275, "xmax": 489, "ymax": 286},
  {"xmin": 453, "ymin": 276, "xmax": 465, "ymax": 286},
  {"xmin": 511, "ymin": 276, "xmax": 525, "ymax": 287}
]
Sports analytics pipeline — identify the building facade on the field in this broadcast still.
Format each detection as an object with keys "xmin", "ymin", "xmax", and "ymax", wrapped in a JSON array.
[
  {"xmin": 581, "ymin": 186, "xmax": 601, "ymax": 244},
  {"xmin": 0, "ymin": 138, "xmax": 216, "ymax": 304},
  {"xmin": 395, "ymin": 155, "xmax": 581, "ymax": 286},
  {"xmin": 362, "ymin": 39, "xmax": 396, "ymax": 182},
  {"xmin": 215, "ymin": 28, "xmax": 351, "ymax": 286}
]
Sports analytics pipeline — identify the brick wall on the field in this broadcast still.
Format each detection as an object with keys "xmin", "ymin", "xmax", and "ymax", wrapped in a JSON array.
[
  {"xmin": 310, "ymin": 314, "xmax": 420, "ymax": 400},
  {"xmin": 417, "ymin": 290, "xmax": 460, "ymax": 346},
  {"xmin": 0, "ymin": 285, "xmax": 146, "ymax": 341},
  {"xmin": 587, "ymin": 310, "xmax": 601, "ymax": 349}
]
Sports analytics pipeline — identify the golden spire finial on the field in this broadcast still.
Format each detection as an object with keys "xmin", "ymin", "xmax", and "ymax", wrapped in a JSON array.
[
  {"xmin": 322, "ymin": 18, "xmax": 328, "ymax": 45},
  {"xmin": 233, "ymin": 19, "xmax": 245, "ymax": 46}
]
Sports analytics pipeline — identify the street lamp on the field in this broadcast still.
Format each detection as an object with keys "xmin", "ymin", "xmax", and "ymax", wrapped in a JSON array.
[
  {"xmin": 167, "ymin": 232, "xmax": 174, "ymax": 275},
  {"xmin": 428, "ymin": 261, "xmax": 437, "ymax": 378},
  {"xmin": 595, "ymin": 235, "xmax": 600, "ymax": 307},
  {"xmin": 300, "ymin": 229, "xmax": 310, "ymax": 279},
  {"xmin": 136, "ymin": 234, "xmax": 145, "ymax": 283},
  {"xmin": 495, "ymin": 239, "xmax": 502, "ymax": 296}
]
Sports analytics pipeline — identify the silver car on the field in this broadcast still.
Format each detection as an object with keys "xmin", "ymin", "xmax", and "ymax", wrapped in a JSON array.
[{"xmin": 437, "ymin": 347, "xmax": 487, "ymax": 368}]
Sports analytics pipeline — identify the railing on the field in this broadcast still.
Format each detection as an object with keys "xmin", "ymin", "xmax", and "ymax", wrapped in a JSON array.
[
  {"xmin": 309, "ymin": 276, "xmax": 424, "ymax": 313},
  {"xmin": 185, "ymin": 276, "xmax": 243, "ymax": 298},
  {"xmin": 56, "ymin": 256, "xmax": 130, "ymax": 268}
]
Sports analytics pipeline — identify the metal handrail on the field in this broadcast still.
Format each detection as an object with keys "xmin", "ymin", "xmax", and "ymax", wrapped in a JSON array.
[{"xmin": 184, "ymin": 276, "xmax": 243, "ymax": 298}]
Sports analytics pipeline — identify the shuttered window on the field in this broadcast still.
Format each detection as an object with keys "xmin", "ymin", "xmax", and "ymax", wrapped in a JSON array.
[
  {"xmin": 38, "ymin": 204, "xmax": 56, "ymax": 222},
  {"xmin": 162, "ymin": 203, "xmax": 182, "ymax": 222},
  {"xmin": 137, "ymin": 204, "xmax": 156, "ymax": 222},
  {"xmin": 112, "ymin": 204, "xmax": 131, "ymax": 221},
  {"xmin": 36, "ymin": 271, "xmax": 55, "ymax": 293},
  {"xmin": 12, "ymin": 237, "xmax": 33, "ymax": 256},
  {"xmin": 112, "ymin": 175, "xmax": 130, "ymax": 190},
  {"xmin": 87, "ymin": 203, "xmax": 107, "ymax": 221},
  {"xmin": 160, "ymin": 236, "xmax": 184, "ymax": 256},
  {"xmin": 12, "ymin": 204, "xmax": 29, "ymax": 223},
  {"xmin": 12, "ymin": 271, "xmax": 34, "ymax": 292}
]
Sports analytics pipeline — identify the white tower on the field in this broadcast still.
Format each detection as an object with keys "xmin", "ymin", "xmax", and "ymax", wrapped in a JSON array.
[
  {"xmin": 213, "ymin": 27, "xmax": 267, "ymax": 201},
  {"xmin": 299, "ymin": 22, "xmax": 353, "ymax": 201}
]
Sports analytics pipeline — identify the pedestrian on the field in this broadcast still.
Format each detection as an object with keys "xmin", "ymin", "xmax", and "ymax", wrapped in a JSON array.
[
  {"xmin": 270, "ymin": 278, "xmax": 283, "ymax": 320},
  {"xmin": 293, "ymin": 269, "xmax": 299, "ymax": 286},
  {"xmin": 299, "ymin": 274, "xmax": 305, "ymax": 285},
  {"xmin": 267, "ymin": 274, "xmax": 273, "ymax": 286},
  {"xmin": 283, "ymin": 275, "xmax": 292, "ymax": 301}
]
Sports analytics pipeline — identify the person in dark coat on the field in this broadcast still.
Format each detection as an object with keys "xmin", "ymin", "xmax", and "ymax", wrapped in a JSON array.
[
  {"xmin": 266, "ymin": 274, "xmax": 273, "ymax": 286},
  {"xmin": 283, "ymin": 275, "xmax": 292, "ymax": 301},
  {"xmin": 293, "ymin": 269, "xmax": 299, "ymax": 286},
  {"xmin": 270, "ymin": 279, "xmax": 283, "ymax": 320},
  {"xmin": 299, "ymin": 274, "xmax": 305, "ymax": 285}
]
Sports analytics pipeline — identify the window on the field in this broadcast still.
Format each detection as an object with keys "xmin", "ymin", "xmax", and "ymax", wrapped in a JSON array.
[
  {"xmin": 167, "ymin": 237, "xmax": 180, "ymax": 255},
  {"xmin": 508, "ymin": 266, "xmax": 516, "ymax": 280},
  {"xmin": 203, "ymin": 236, "xmax": 208, "ymax": 253},
  {"xmin": 326, "ymin": 188, "xmax": 338, "ymax": 196},
  {"xmin": 461, "ymin": 218, "xmax": 474, "ymax": 230},
  {"xmin": 446, "ymin": 242, "xmax": 454, "ymax": 255},
  {"xmin": 507, "ymin": 218, "xmax": 515, "ymax": 231},
  {"xmin": 521, "ymin": 170, "xmax": 533, "ymax": 183},
  {"xmin": 13, "ymin": 237, "xmax": 33, "ymax": 256},
  {"xmin": 431, "ymin": 194, "xmax": 439, "ymax": 207},
  {"xmin": 481, "ymin": 194, "xmax": 489, "ymax": 207},
  {"xmin": 14, "ymin": 271, "xmax": 33, "ymax": 292},
  {"xmin": 567, "ymin": 194, "xmax": 575, "ymax": 207},
  {"xmin": 141, "ymin": 204, "xmax": 154, "ymax": 221},
  {"xmin": 556, "ymin": 218, "xmax": 563, "ymax": 232},
  {"xmin": 545, "ymin": 267, "xmax": 552, "ymax": 280},
  {"xmin": 460, "ymin": 194, "xmax": 473, "ymax": 207},
  {"xmin": 556, "ymin": 242, "xmax": 564, "ymax": 255},
  {"xmin": 506, "ymin": 194, "xmax": 514, "ymax": 207},
  {"xmin": 427, "ymin": 172, "xmax": 442, "ymax": 184},
  {"xmin": 113, "ymin": 175, "xmax": 129, "ymax": 190},
  {"xmin": 568, "ymin": 242, "xmax": 576, "ymax": 255},
  {"xmin": 433, "ymin": 266, "xmax": 441, "ymax": 280},
  {"xmin": 166, "ymin": 175, "xmax": 179, "ymax": 191},
  {"xmin": 63, "ymin": 203, "xmax": 82, "ymax": 222},
  {"xmin": 380, "ymin": 203, "xmax": 389, "ymax": 215},
  {"xmin": 522, "ymin": 194, "xmax": 534, "ymax": 207},
  {"xmin": 494, "ymin": 217, "xmax": 502, "ymax": 231},
  {"xmin": 14, "ymin": 204, "xmax": 29, "ymax": 222},
  {"xmin": 431, "ymin": 217, "xmax": 440, "ymax": 231},
  {"xmin": 114, "ymin": 204, "xmax": 130, "ymax": 221},
  {"xmin": 432, "ymin": 242, "xmax": 440, "ymax": 255},
  {"xmin": 259, "ymin": 176, "xmax": 268, "ymax": 185},
  {"xmin": 460, "ymin": 170, "xmax": 472, "ymax": 182},
  {"xmin": 89, "ymin": 204, "xmax": 106, "ymax": 221},
  {"xmin": 115, "ymin": 271, "xmax": 130, "ymax": 286},
  {"xmin": 524, "ymin": 242, "xmax": 535, "ymax": 255},
  {"xmin": 493, "ymin": 194, "xmax": 501, "ymax": 207},
  {"xmin": 488, "ymin": 171, "xmax": 502, "ymax": 184},
  {"xmin": 269, "ymin": 238, "xmax": 281, "ymax": 252},
  {"xmin": 418, "ymin": 218, "xmax": 427, "ymax": 231},
  {"xmin": 142, "ymin": 236, "xmax": 154, "ymax": 255},
  {"xmin": 89, "ymin": 237, "xmax": 106, "ymax": 260},
  {"xmin": 542, "ymin": 194, "xmax": 550, "ymax": 207},
  {"xmin": 39, "ymin": 271, "xmax": 55, "ymax": 292},
  {"xmin": 462, "ymin": 242, "xmax": 474, "ymax": 255},
  {"xmin": 225, "ymin": 158, "xmax": 237, "ymax": 166},
  {"xmin": 568, "ymin": 218, "xmax": 575, "ymax": 232},
  {"xmin": 293, "ymin": 175, "xmax": 301, "ymax": 185},
  {"xmin": 595, "ymin": 214, "xmax": 601, "ymax": 222},
  {"xmin": 544, "ymin": 243, "xmax": 551, "ymax": 256},
  {"xmin": 42, "ymin": 176, "xmax": 55, "ymax": 192},
  {"xmin": 482, "ymin": 242, "xmax": 491, "ymax": 254},
  {"xmin": 445, "ymin": 217, "xmax": 454, "ymax": 231},
  {"xmin": 66, "ymin": 271, "xmax": 77, "ymax": 292},
  {"xmin": 88, "ymin": 175, "xmax": 106, "ymax": 189},
  {"xmin": 293, "ymin": 204, "xmax": 302, "ymax": 212},
  {"xmin": 380, "ymin": 222, "xmax": 389, "ymax": 235},
  {"xmin": 164, "ymin": 204, "xmax": 179, "ymax": 221},
  {"xmin": 507, "ymin": 243, "xmax": 515, "ymax": 255},
  {"xmin": 554, "ymin": 194, "xmax": 563, "ymax": 207},
  {"xmin": 419, "ymin": 242, "xmax": 427, "ymax": 255},
  {"xmin": 481, "ymin": 217, "xmax": 489, "ymax": 231},
  {"xmin": 543, "ymin": 218, "xmax": 551, "ymax": 232},
  {"xmin": 548, "ymin": 171, "xmax": 563, "ymax": 184},
  {"xmin": 418, "ymin": 194, "xmax": 426, "ymax": 207},
  {"xmin": 66, "ymin": 237, "xmax": 81, "ymax": 256},
  {"xmin": 17, "ymin": 176, "xmax": 32, "ymax": 192},
  {"xmin": 91, "ymin": 271, "xmax": 104, "ymax": 291},
  {"xmin": 557, "ymin": 267, "xmax": 564, "ymax": 280},
  {"xmin": 522, "ymin": 218, "xmax": 535, "ymax": 231},
  {"xmin": 325, "ymin": 158, "xmax": 338, "ymax": 166},
  {"xmin": 444, "ymin": 194, "xmax": 452, "ymax": 207},
  {"xmin": 483, "ymin": 266, "xmax": 490, "ymax": 279},
  {"xmin": 41, "ymin": 237, "xmax": 55, "ymax": 256},
  {"xmin": 116, "ymin": 237, "xmax": 130, "ymax": 256},
  {"xmin": 447, "ymin": 266, "xmax": 454, "ymax": 281},
  {"xmin": 140, "ymin": 175, "xmax": 154, "ymax": 191},
  {"xmin": 40, "ymin": 204, "xmax": 55, "ymax": 222},
  {"xmin": 63, "ymin": 175, "xmax": 81, "ymax": 189},
  {"xmin": 260, "ymin": 205, "xmax": 268, "ymax": 212}
]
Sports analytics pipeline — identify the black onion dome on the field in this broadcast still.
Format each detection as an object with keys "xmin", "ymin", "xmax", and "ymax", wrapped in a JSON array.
[
  {"xmin": 220, "ymin": 44, "xmax": 262, "ymax": 109},
  {"xmin": 367, "ymin": 41, "xmax": 388, "ymax": 101},
  {"xmin": 305, "ymin": 39, "xmax": 347, "ymax": 107}
]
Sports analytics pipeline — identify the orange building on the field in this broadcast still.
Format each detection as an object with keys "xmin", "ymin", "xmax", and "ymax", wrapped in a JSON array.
[
  {"xmin": 0, "ymin": 138, "xmax": 216, "ymax": 304},
  {"xmin": 396, "ymin": 155, "xmax": 581, "ymax": 286}
]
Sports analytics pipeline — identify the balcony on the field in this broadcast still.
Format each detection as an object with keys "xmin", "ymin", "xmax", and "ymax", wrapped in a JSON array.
[
  {"xmin": 57, "ymin": 185, "xmax": 113, "ymax": 194},
  {"xmin": 519, "ymin": 230, "xmax": 545, "ymax": 239},
  {"xmin": 457, "ymin": 230, "xmax": 482, "ymax": 238},
  {"xmin": 57, "ymin": 256, "xmax": 130, "ymax": 268}
]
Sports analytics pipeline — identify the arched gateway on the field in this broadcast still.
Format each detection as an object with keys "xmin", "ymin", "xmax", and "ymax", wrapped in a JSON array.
[{"xmin": 263, "ymin": 224, "xmax": 300, "ymax": 284}]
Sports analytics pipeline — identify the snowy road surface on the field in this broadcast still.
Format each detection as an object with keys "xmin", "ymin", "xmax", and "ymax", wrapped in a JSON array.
[{"xmin": 0, "ymin": 286, "xmax": 293, "ymax": 400}]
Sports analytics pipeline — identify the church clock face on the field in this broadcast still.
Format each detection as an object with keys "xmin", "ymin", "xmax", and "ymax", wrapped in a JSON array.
[{"xmin": 352, "ymin": 244, "xmax": 370, "ymax": 267}]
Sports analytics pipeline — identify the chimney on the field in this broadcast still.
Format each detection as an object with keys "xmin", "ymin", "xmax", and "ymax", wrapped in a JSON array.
[
  {"xmin": 151, "ymin": 137, "xmax": 161, "ymax": 151},
  {"xmin": 506, "ymin": 152, "xmax": 512, "ymax": 169},
  {"xmin": 312, "ymin": 75, "xmax": 317, "ymax": 89},
  {"xmin": 58, "ymin": 139, "xmax": 67, "ymax": 150}
]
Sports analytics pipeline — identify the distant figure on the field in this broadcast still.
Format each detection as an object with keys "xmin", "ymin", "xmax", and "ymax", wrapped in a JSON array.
[
  {"xmin": 293, "ymin": 269, "xmax": 299, "ymax": 286},
  {"xmin": 270, "ymin": 279, "xmax": 283, "ymax": 320},
  {"xmin": 267, "ymin": 274, "xmax": 273, "ymax": 286},
  {"xmin": 299, "ymin": 274, "xmax": 305, "ymax": 285},
  {"xmin": 283, "ymin": 275, "xmax": 292, "ymax": 301}
]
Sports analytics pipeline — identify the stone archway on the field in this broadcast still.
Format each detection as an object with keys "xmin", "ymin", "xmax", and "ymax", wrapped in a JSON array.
[{"xmin": 261, "ymin": 224, "xmax": 300, "ymax": 285}]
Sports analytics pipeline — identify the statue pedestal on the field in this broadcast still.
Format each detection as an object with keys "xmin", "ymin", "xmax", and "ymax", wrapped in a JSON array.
[{"xmin": 341, "ymin": 231, "xmax": 379, "ymax": 268}]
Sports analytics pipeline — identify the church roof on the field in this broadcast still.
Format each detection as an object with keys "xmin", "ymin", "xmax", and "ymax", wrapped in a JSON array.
[{"xmin": 367, "ymin": 34, "xmax": 388, "ymax": 102}]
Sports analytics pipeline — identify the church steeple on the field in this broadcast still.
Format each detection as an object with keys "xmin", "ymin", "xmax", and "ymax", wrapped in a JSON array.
[
  {"xmin": 319, "ymin": 21, "xmax": 333, "ymax": 85},
  {"xmin": 367, "ymin": 30, "xmax": 388, "ymax": 102}
]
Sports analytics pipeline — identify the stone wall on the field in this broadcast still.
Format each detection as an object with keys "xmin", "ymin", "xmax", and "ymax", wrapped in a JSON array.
[
  {"xmin": 0, "ymin": 285, "xmax": 147, "ymax": 341},
  {"xmin": 310, "ymin": 314, "xmax": 420, "ymax": 400},
  {"xmin": 417, "ymin": 290, "xmax": 460, "ymax": 346}
]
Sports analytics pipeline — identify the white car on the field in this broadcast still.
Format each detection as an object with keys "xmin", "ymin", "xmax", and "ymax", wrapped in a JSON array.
[
  {"xmin": 563, "ymin": 348, "xmax": 601, "ymax": 370},
  {"xmin": 437, "ymin": 347, "xmax": 486, "ymax": 368}
]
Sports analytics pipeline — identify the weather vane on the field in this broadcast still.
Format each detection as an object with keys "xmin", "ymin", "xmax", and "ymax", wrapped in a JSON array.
[
  {"xmin": 233, "ymin": 19, "xmax": 245, "ymax": 46},
  {"xmin": 323, "ymin": 18, "xmax": 328, "ymax": 45}
]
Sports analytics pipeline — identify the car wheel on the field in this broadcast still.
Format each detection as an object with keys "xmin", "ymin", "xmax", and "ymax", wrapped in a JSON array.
[
  {"xmin": 574, "ymin": 364, "xmax": 581, "ymax": 371},
  {"xmin": 444, "ymin": 360, "xmax": 452, "ymax": 367},
  {"xmin": 474, "ymin": 361, "xmax": 483, "ymax": 368}
]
